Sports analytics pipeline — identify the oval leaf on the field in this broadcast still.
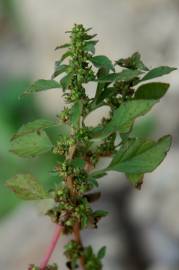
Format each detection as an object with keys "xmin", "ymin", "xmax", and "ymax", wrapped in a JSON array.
[
  {"xmin": 97, "ymin": 246, "xmax": 106, "ymax": 260},
  {"xmin": 135, "ymin": 82, "xmax": 169, "ymax": 100},
  {"xmin": 141, "ymin": 66, "xmax": 176, "ymax": 81},
  {"xmin": 11, "ymin": 119, "xmax": 56, "ymax": 140},
  {"xmin": 91, "ymin": 55, "xmax": 114, "ymax": 71},
  {"xmin": 60, "ymin": 72, "xmax": 73, "ymax": 90},
  {"xmin": 84, "ymin": 40, "xmax": 98, "ymax": 54},
  {"xmin": 70, "ymin": 101, "xmax": 83, "ymax": 128},
  {"xmin": 10, "ymin": 131, "xmax": 52, "ymax": 158},
  {"xmin": 98, "ymin": 69, "xmax": 141, "ymax": 82},
  {"xmin": 102, "ymin": 99, "xmax": 157, "ymax": 136},
  {"xmin": 23, "ymin": 79, "xmax": 60, "ymax": 96},
  {"xmin": 6, "ymin": 174, "xmax": 48, "ymax": 200},
  {"xmin": 51, "ymin": 63, "xmax": 68, "ymax": 79},
  {"xmin": 108, "ymin": 135, "xmax": 172, "ymax": 174}
]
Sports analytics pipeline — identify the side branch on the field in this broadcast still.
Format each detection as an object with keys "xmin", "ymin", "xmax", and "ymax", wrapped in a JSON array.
[{"xmin": 39, "ymin": 224, "xmax": 63, "ymax": 270}]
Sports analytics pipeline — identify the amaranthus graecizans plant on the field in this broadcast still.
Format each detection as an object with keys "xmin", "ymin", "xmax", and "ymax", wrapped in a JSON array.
[{"xmin": 6, "ymin": 24, "xmax": 176, "ymax": 270}]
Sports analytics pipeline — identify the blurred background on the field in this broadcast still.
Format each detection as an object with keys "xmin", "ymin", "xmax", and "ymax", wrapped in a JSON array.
[{"xmin": 0, "ymin": 0, "xmax": 179, "ymax": 269}]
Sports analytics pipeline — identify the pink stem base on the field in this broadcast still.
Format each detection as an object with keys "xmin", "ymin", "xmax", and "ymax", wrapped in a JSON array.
[{"xmin": 39, "ymin": 224, "xmax": 63, "ymax": 270}]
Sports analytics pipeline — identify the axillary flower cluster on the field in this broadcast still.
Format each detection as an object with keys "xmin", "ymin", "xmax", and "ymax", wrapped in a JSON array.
[
  {"xmin": 47, "ymin": 25, "xmax": 109, "ymax": 268},
  {"xmin": 6, "ymin": 24, "xmax": 176, "ymax": 270}
]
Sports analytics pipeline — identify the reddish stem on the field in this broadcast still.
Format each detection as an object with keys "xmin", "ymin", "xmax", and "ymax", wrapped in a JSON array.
[{"xmin": 39, "ymin": 224, "xmax": 63, "ymax": 270}]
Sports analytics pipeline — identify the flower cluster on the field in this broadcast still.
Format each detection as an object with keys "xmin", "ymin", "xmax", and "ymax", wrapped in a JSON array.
[
  {"xmin": 60, "ymin": 24, "xmax": 96, "ymax": 103},
  {"xmin": 47, "ymin": 187, "xmax": 94, "ymax": 233},
  {"xmin": 64, "ymin": 242, "xmax": 106, "ymax": 270},
  {"xmin": 53, "ymin": 136, "xmax": 75, "ymax": 156}
]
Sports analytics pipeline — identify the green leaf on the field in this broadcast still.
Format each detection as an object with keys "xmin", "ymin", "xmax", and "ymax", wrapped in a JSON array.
[
  {"xmin": 86, "ymin": 34, "xmax": 97, "ymax": 40},
  {"xmin": 95, "ymin": 87, "xmax": 114, "ymax": 105},
  {"xmin": 84, "ymin": 40, "xmax": 98, "ymax": 54},
  {"xmin": 97, "ymin": 246, "xmax": 106, "ymax": 260},
  {"xmin": 117, "ymin": 69, "xmax": 142, "ymax": 81},
  {"xmin": 51, "ymin": 63, "xmax": 69, "ymax": 79},
  {"xmin": 98, "ymin": 69, "xmax": 141, "ymax": 82},
  {"xmin": 116, "ymin": 52, "xmax": 148, "ymax": 71},
  {"xmin": 23, "ymin": 80, "xmax": 60, "ymax": 96},
  {"xmin": 70, "ymin": 101, "xmax": 83, "ymax": 128},
  {"xmin": 10, "ymin": 131, "xmax": 52, "ymax": 158},
  {"xmin": 89, "ymin": 170, "xmax": 107, "ymax": 179},
  {"xmin": 81, "ymin": 215, "xmax": 89, "ymax": 228},
  {"xmin": 84, "ymin": 246, "xmax": 93, "ymax": 258},
  {"xmin": 93, "ymin": 210, "xmax": 108, "ymax": 218},
  {"xmin": 60, "ymin": 72, "xmax": 73, "ymax": 90},
  {"xmin": 102, "ymin": 99, "xmax": 157, "ymax": 136},
  {"xmin": 135, "ymin": 82, "xmax": 169, "ymax": 100},
  {"xmin": 11, "ymin": 119, "xmax": 56, "ymax": 140},
  {"xmin": 6, "ymin": 174, "xmax": 48, "ymax": 200},
  {"xmin": 129, "ymin": 52, "xmax": 149, "ymax": 71},
  {"xmin": 131, "ymin": 116, "xmax": 156, "ymax": 138},
  {"xmin": 91, "ymin": 55, "xmax": 114, "ymax": 71},
  {"xmin": 98, "ymin": 72, "xmax": 118, "ymax": 82},
  {"xmin": 110, "ymin": 138, "xmax": 154, "ymax": 167},
  {"xmin": 55, "ymin": 43, "xmax": 70, "ymax": 50},
  {"xmin": 142, "ymin": 66, "xmax": 176, "ymax": 81},
  {"xmin": 96, "ymin": 66, "xmax": 109, "ymax": 78},
  {"xmin": 58, "ymin": 124, "xmax": 71, "ymax": 136},
  {"xmin": 94, "ymin": 66, "xmax": 112, "ymax": 104},
  {"xmin": 86, "ymin": 27, "xmax": 93, "ymax": 32},
  {"xmin": 59, "ymin": 50, "xmax": 71, "ymax": 64},
  {"xmin": 108, "ymin": 135, "xmax": 172, "ymax": 174}
]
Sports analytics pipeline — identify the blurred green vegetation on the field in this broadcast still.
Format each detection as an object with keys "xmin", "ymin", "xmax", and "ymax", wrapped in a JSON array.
[
  {"xmin": 0, "ymin": 78, "xmax": 60, "ymax": 219},
  {"xmin": 0, "ymin": 0, "xmax": 18, "ymax": 23}
]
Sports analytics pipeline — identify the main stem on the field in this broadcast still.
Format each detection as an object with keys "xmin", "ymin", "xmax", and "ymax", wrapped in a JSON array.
[
  {"xmin": 39, "ymin": 129, "xmax": 93, "ymax": 270},
  {"xmin": 66, "ymin": 144, "xmax": 86, "ymax": 270},
  {"xmin": 73, "ymin": 223, "xmax": 86, "ymax": 270}
]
